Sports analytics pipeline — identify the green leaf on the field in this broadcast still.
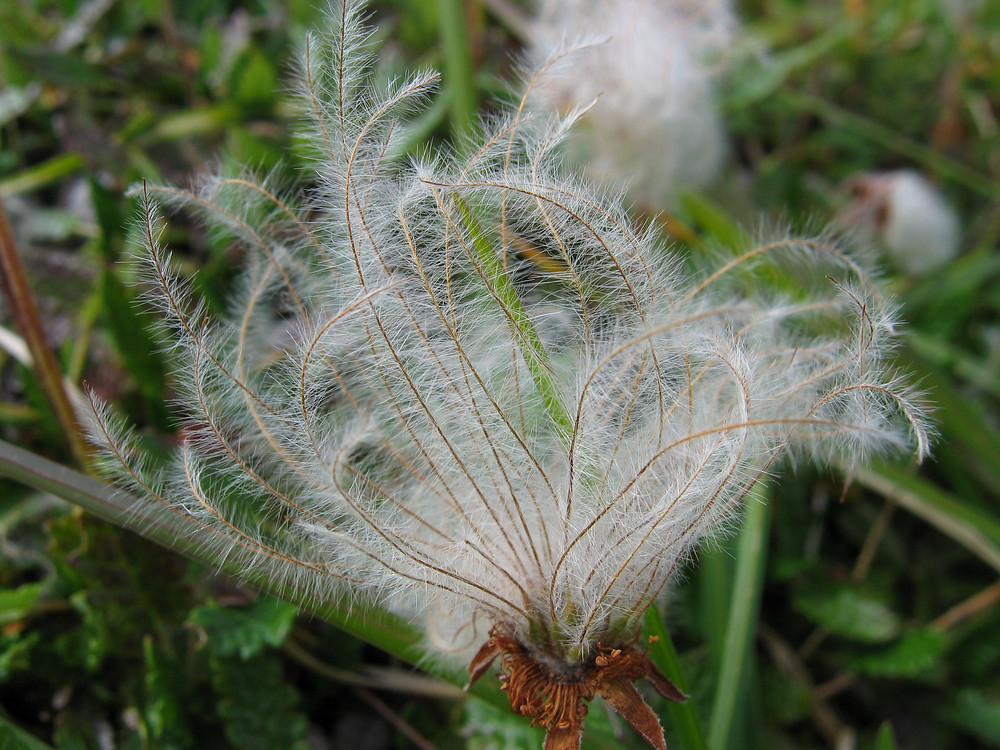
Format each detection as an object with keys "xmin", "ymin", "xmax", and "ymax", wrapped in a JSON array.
[
  {"xmin": 644, "ymin": 607, "xmax": 710, "ymax": 750},
  {"xmin": 874, "ymin": 722, "xmax": 899, "ymax": 750},
  {"xmin": 0, "ymin": 716, "xmax": 56, "ymax": 750},
  {"xmin": 0, "ymin": 582, "xmax": 45, "ymax": 625},
  {"xmin": 141, "ymin": 637, "xmax": 193, "ymax": 749},
  {"xmin": 97, "ymin": 268, "xmax": 168, "ymax": 405},
  {"xmin": 709, "ymin": 486, "xmax": 770, "ymax": 750},
  {"xmin": 794, "ymin": 585, "xmax": 900, "ymax": 643},
  {"xmin": 454, "ymin": 198, "xmax": 572, "ymax": 438},
  {"xmin": 61, "ymin": 590, "xmax": 109, "ymax": 672},
  {"xmin": 88, "ymin": 179, "xmax": 125, "ymax": 263},
  {"xmin": 0, "ymin": 631, "xmax": 39, "ymax": 681},
  {"xmin": 851, "ymin": 628, "xmax": 947, "ymax": 679},
  {"xmin": 854, "ymin": 463, "xmax": 1000, "ymax": 574},
  {"xmin": 677, "ymin": 193, "xmax": 745, "ymax": 250},
  {"xmin": 232, "ymin": 51, "xmax": 277, "ymax": 114},
  {"xmin": 760, "ymin": 667, "xmax": 810, "ymax": 726},
  {"xmin": 211, "ymin": 654, "xmax": 309, "ymax": 750},
  {"xmin": 946, "ymin": 689, "xmax": 1000, "ymax": 745},
  {"xmin": 463, "ymin": 699, "xmax": 546, "ymax": 750},
  {"xmin": 189, "ymin": 596, "xmax": 297, "ymax": 659}
]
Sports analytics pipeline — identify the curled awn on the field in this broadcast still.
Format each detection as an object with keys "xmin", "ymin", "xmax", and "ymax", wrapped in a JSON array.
[{"xmin": 86, "ymin": 3, "xmax": 930, "ymax": 748}]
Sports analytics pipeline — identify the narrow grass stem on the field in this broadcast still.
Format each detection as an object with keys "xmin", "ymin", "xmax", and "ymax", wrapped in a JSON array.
[
  {"xmin": 437, "ymin": 0, "xmax": 477, "ymax": 140},
  {"xmin": 454, "ymin": 196, "xmax": 572, "ymax": 436},
  {"xmin": 0, "ymin": 196, "xmax": 92, "ymax": 469},
  {"xmin": 0, "ymin": 438, "xmax": 431, "ymax": 671},
  {"xmin": 849, "ymin": 462, "xmax": 1000, "ymax": 574},
  {"xmin": 708, "ymin": 483, "xmax": 771, "ymax": 750},
  {"xmin": 0, "ymin": 154, "xmax": 84, "ymax": 198},
  {"xmin": 644, "ymin": 607, "xmax": 710, "ymax": 750}
]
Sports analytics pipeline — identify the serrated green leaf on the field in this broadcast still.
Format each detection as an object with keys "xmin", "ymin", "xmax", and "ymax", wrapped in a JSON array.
[
  {"xmin": 794, "ymin": 586, "xmax": 901, "ymax": 643},
  {"xmin": 760, "ymin": 666, "xmax": 810, "ymax": 726},
  {"xmin": 0, "ymin": 582, "xmax": 45, "ymax": 624},
  {"xmin": 946, "ymin": 689, "xmax": 1000, "ymax": 745},
  {"xmin": 463, "ymin": 699, "xmax": 546, "ymax": 750},
  {"xmin": 141, "ymin": 637, "xmax": 193, "ymax": 749},
  {"xmin": 61, "ymin": 590, "xmax": 109, "ymax": 672},
  {"xmin": 211, "ymin": 654, "xmax": 309, "ymax": 750},
  {"xmin": 852, "ymin": 628, "xmax": 947, "ymax": 679},
  {"xmin": 0, "ymin": 715, "xmax": 56, "ymax": 750},
  {"xmin": 189, "ymin": 597, "xmax": 297, "ymax": 659},
  {"xmin": 0, "ymin": 631, "xmax": 39, "ymax": 681}
]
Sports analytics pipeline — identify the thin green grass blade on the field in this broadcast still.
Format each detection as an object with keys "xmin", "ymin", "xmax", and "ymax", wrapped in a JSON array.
[
  {"xmin": 698, "ymin": 540, "xmax": 734, "ymax": 676},
  {"xmin": 782, "ymin": 91, "xmax": 1000, "ymax": 200},
  {"xmin": 0, "ymin": 715, "xmax": 57, "ymax": 750},
  {"xmin": 902, "ymin": 346, "xmax": 1000, "ymax": 491},
  {"xmin": 454, "ymin": 197, "xmax": 573, "ymax": 436},
  {"xmin": 708, "ymin": 483, "xmax": 770, "ymax": 750},
  {"xmin": 436, "ymin": 0, "xmax": 477, "ymax": 139},
  {"xmin": 852, "ymin": 462, "xmax": 1000, "ymax": 574},
  {"xmin": 875, "ymin": 722, "xmax": 900, "ymax": 750},
  {"xmin": 0, "ymin": 153, "xmax": 84, "ymax": 197},
  {"xmin": 644, "ymin": 607, "xmax": 710, "ymax": 750}
]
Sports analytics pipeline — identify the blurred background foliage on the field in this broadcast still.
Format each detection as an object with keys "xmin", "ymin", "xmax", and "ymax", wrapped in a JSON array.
[{"xmin": 0, "ymin": 0, "xmax": 998, "ymax": 748}]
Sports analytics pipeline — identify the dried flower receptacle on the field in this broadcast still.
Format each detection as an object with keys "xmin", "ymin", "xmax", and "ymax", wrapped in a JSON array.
[{"xmin": 469, "ymin": 627, "xmax": 686, "ymax": 749}]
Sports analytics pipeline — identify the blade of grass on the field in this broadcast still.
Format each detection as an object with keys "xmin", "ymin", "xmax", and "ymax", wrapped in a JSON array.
[
  {"xmin": 453, "ymin": 196, "xmax": 572, "ymax": 436},
  {"xmin": 875, "ymin": 721, "xmax": 899, "ymax": 750},
  {"xmin": 0, "ymin": 438, "xmax": 424, "ymax": 665},
  {"xmin": 901, "ymin": 343, "xmax": 1000, "ymax": 492},
  {"xmin": 699, "ymin": 541, "xmax": 733, "ymax": 675},
  {"xmin": 0, "ymin": 438, "xmax": 523, "ymax": 710},
  {"xmin": 437, "ymin": 0, "xmax": 477, "ymax": 139},
  {"xmin": 0, "ymin": 715, "xmax": 57, "ymax": 750},
  {"xmin": 644, "ymin": 607, "xmax": 710, "ymax": 750},
  {"xmin": 708, "ymin": 483, "xmax": 770, "ymax": 750},
  {"xmin": 0, "ymin": 154, "xmax": 84, "ymax": 198},
  {"xmin": 850, "ymin": 462, "xmax": 1000, "ymax": 574}
]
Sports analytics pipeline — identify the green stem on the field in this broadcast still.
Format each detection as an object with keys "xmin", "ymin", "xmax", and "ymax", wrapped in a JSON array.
[
  {"xmin": 0, "ymin": 196, "xmax": 91, "ymax": 469},
  {"xmin": 0, "ymin": 438, "xmax": 426, "ymax": 666},
  {"xmin": 698, "ymin": 541, "xmax": 733, "ymax": 675},
  {"xmin": 708, "ymin": 483, "xmax": 770, "ymax": 750},
  {"xmin": 454, "ymin": 197, "xmax": 572, "ymax": 437},
  {"xmin": 851, "ymin": 462, "xmax": 1000, "ymax": 574}
]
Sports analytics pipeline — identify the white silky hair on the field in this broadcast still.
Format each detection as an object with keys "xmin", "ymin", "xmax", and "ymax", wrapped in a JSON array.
[
  {"xmin": 85, "ymin": 1, "xmax": 930, "ymax": 666},
  {"xmin": 527, "ymin": 0, "xmax": 738, "ymax": 206}
]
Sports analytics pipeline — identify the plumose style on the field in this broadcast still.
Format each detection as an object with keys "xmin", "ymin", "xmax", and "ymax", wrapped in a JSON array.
[{"xmin": 86, "ymin": 3, "xmax": 929, "ymax": 748}]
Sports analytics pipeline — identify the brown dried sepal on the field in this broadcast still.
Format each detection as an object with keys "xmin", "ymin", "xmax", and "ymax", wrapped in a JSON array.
[{"xmin": 467, "ymin": 628, "xmax": 687, "ymax": 750}]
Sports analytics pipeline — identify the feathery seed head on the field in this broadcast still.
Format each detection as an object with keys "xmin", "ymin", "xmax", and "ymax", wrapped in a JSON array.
[
  {"xmin": 838, "ymin": 170, "xmax": 961, "ymax": 276},
  {"xmin": 527, "ymin": 0, "xmax": 738, "ymax": 206},
  {"xmin": 86, "ymin": 3, "xmax": 930, "ymax": 748}
]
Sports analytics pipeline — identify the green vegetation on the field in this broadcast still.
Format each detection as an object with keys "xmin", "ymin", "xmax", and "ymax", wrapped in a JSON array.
[{"xmin": 1, "ymin": 0, "xmax": 999, "ymax": 748}]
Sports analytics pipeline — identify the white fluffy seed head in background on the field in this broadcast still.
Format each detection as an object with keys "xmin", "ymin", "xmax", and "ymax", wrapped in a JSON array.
[
  {"xmin": 527, "ymin": 0, "xmax": 737, "ymax": 208},
  {"xmin": 838, "ymin": 170, "xmax": 961, "ymax": 276},
  {"xmin": 85, "ymin": 1, "xmax": 930, "ymax": 669}
]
